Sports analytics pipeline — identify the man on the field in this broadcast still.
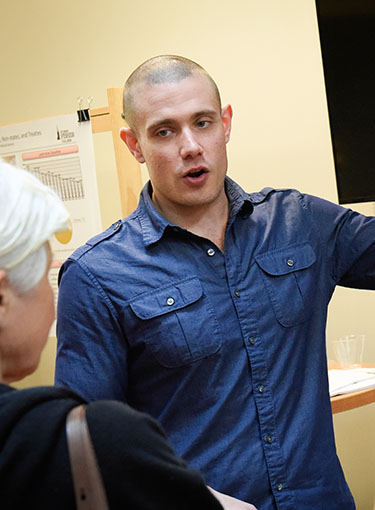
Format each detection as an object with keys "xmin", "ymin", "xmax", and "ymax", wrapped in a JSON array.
[{"xmin": 55, "ymin": 55, "xmax": 375, "ymax": 509}]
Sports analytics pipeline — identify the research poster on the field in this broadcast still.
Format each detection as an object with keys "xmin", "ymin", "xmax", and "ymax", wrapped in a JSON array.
[{"xmin": 0, "ymin": 114, "xmax": 102, "ymax": 333}]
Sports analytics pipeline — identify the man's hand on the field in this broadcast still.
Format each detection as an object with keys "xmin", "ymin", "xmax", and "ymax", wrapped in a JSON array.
[{"xmin": 208, "ymin": 487, "xmax": 258, "ymax": 510}]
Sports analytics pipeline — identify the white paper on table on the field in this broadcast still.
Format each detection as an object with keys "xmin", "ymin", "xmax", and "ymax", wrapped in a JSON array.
[{"xmin": 329, "ymin": 368, "xmax": 375, "ymax": 397}]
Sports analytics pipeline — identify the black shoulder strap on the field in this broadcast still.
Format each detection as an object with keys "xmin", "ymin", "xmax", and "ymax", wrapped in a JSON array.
[{"xmin": 66, "ymin": 404, "xmax": 109, "ymax": 509}]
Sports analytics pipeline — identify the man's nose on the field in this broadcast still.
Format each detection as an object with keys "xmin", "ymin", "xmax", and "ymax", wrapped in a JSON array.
[{"xmin": 179, "ymin": 129, "xmax": 202, "ymax": 159}]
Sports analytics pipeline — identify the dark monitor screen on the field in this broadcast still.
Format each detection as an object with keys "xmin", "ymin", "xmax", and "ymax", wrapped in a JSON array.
[{"xmin": 315, "ymin": 0, "xmax": 375, "ymax": 204}]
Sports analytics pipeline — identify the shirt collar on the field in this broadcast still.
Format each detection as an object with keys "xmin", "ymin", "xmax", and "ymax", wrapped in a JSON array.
[
  {"xmin": 225, "ymin": 176, "xmax": 254, "ymax": 219},
  {"xmin": 137, "ymin": 177, "xmax": 254, "ymax": 247},
  {"xmin": 137, "ymin": 182, "xmax": 169, "ymax": 247}
]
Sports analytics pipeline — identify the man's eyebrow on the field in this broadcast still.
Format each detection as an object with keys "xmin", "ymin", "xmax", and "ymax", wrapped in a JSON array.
[
  {"xmin": 192, "ymin": 109, "xmax": 218, "ymax": 119},
  {"xmin": 147, "ymin": 118, "xmax": 176, "ymax": 132},
  {"xmin": 147, "ymin": 109, "xmax": 219, "ymax": 132}
]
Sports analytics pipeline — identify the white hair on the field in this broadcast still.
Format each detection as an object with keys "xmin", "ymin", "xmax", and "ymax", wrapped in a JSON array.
[{"xmin": 0, "ymin": 160, "xmax": 69, "ymax": 293}]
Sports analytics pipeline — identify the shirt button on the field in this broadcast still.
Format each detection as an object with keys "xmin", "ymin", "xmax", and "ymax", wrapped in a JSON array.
[
  {"xmin": 276, "ymin": 483, "xmax": 283, "ymax": 491},
  {"xmin": 166, "ymin": 297, "xmax": 175, "ymax": 306},
  {"xmin": 258, "ymin": 385, "xmax": 264, "ymax": 394},
  {"xmin": 287, "ymin": 259, "xmax": 294, "ymax": 267},
  {"xmin": 234, "ymin": 290, "xmax": 241, "ymax": 297},
  {"xmin": 266, "ymin": 434, "xmax": 273, "ymax": 444},
  {"xmin": 249, "ymin": 336, "xmax": 255, "ymax": 345},
  {"xmin": 207, "ymin": 248, "xmax": 215, "ymax": 257}
]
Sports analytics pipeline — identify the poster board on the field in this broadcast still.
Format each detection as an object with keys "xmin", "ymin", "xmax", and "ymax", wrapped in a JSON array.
[
  {"xmin": 0, "ymin": 87, "xmax": 143, "ymax": 309},
  {"xmin": 0, "ymin": 88, "xmax": 142, "ymax": 387}
]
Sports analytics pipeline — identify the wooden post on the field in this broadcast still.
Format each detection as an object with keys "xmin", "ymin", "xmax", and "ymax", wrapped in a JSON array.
[{"xmin": 90, "ymin": 88, "xmax": 143, "ymax": 217}]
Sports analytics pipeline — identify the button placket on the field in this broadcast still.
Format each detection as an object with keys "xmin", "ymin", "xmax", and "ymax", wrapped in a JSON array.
[
  {"xmin": 250, "ymin": 350, "xmax": 290, "ymax": 505},
  {"xmin": 223, "ymin": 224, "xmax": 294, "ymax": 507}
]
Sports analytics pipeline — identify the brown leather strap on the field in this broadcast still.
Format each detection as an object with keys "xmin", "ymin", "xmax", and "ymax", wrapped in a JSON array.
[{"xmin": 66, "ymin": 405, "xmax": 109, "ymax": 509}]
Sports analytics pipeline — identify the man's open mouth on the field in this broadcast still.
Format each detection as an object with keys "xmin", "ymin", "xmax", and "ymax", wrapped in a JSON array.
[{"xmin": 186, "ymin": 169, "xmax": 206, "ymax": 178}]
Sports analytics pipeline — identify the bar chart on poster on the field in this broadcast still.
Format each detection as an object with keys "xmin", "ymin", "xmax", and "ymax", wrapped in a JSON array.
[
  {"xmin": 23, "ymin": 152, "xmax": 85, "ymax": 201},
  {"xmin": 0, "ymin": 113, "xmax": 102, "ymax": 333}
]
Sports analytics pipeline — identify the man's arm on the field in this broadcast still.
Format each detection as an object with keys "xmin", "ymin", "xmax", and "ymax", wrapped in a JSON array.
[
  {"xmin": 55, "ymin": 258, "xmax": 128, "ymax": 401},
  {"xmin": 305, "ymin": 193, "xmax": 375, "ymax": 289}
]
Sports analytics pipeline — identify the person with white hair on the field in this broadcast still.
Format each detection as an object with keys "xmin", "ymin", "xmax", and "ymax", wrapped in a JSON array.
[
  {"xmin": 0, "ymin": 161, "xmax": 69, "ymax": 382},
  {"xmin": 0, "ymin": 160, "xmax": 256, "ymax": 509}
]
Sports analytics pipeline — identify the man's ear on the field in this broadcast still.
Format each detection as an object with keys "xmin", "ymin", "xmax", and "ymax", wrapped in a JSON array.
[
  {"xmin": 120, "ymin": 127, "xmax": 145, "ymax": 164},
  {"xmin": 221, "ymin": 104, "xmax": 233, "ymax": 144}
]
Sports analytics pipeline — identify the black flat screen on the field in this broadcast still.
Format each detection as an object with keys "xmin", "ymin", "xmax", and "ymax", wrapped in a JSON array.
[{"xmin": 315, "ymin": 0, "xmax": 375, "ymax": 204}]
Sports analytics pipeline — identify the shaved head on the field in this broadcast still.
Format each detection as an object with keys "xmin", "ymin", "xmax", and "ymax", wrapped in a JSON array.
[{"xmin": 123, "ymin": 55, "xmax": 221, "ymax": 132}]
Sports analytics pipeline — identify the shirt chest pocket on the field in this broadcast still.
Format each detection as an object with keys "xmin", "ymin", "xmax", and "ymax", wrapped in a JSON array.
[
  {"xmin": 129, "ymin": 277, "xmax": 222, "ymax": 368},
  {"xmin": 255, "ymin": 242, "xmax": 317, "ymax": 328}
]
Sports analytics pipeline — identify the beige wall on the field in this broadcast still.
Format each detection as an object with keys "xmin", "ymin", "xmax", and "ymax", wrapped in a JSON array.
[{"xmin": 2, "ymin": 1, "xmax": 374, "ymax": 507}]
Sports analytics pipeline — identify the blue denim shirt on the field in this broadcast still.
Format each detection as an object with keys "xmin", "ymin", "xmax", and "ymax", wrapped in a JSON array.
[{"xmin": 55, "ymin": 177, "xmax": 375, "ymax": 509}]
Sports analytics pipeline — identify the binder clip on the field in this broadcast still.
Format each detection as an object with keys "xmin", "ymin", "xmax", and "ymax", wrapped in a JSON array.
[{"xmin": 77, "ymin": 96, "xmax": 93, "ymax": 122}]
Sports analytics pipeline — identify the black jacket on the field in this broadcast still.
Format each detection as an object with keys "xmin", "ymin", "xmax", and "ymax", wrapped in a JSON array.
[{"xmin": 0, "ymin": 384, "xmax": 222, "ymax": 509}]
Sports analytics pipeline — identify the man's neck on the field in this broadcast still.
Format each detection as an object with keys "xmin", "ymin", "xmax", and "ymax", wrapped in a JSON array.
[{"xmin": 153, "ymin": 194, "xmax": 229, "ymax": 252}]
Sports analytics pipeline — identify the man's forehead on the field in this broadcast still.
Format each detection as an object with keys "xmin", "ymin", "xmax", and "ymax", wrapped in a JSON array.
[{"xmin": 132, "ymin": 74, "xmax": 220, "ymax": 119}]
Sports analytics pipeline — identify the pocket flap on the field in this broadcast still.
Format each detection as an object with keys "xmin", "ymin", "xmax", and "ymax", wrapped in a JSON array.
[
  {"xmin": 255, "ymin": 242, "xmax": 316, "ymax": 276},
  {"xmin": 130, "ymin": 277, "xmax": 203, "ymax": 319}
]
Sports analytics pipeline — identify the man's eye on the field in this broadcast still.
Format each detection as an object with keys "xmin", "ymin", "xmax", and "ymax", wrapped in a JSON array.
[
  {"xmin": 157, "ymin": 129, "xmax": 171, "ymax": 137},
  {"xmin": 197, "ymin": 120, "xmax": 209, "ymax": 128}
]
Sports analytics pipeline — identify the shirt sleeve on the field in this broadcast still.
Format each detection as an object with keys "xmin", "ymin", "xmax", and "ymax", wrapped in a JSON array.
[
  {"xmin": 55, "ymin": 258, "xmax": 128, "ymax": 401},
  {"xmin": 87, "ymin": 400, "xmax": 224, "ymax": 510},
  {"xmin": 305, "ymin": 193, "xmax": 375, "ymax": 289}
]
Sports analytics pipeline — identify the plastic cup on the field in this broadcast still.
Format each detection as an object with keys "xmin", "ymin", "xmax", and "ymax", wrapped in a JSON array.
[{"xmin": 333, "ymin": 334, "xmax": 366, "ymax": 369}]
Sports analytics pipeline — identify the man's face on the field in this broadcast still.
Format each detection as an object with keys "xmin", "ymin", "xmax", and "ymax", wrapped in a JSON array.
[{"xmin": 121, "ymin": 74, "xmax": 232, "ymax": 217}]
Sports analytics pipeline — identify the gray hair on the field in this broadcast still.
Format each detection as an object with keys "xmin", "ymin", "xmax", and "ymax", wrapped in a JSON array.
[{"xmin": 0, "ymin": 160, "xmax": 69, "ymax": 292}]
